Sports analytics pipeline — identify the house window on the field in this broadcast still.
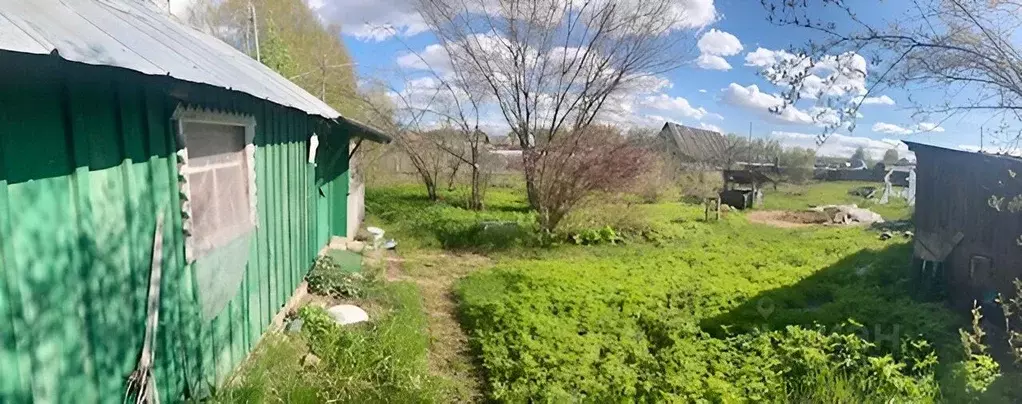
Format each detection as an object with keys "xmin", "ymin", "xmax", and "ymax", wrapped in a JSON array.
[{"xmin": 175, "ymin": 107, "xmax": 257, "ymax": 261}]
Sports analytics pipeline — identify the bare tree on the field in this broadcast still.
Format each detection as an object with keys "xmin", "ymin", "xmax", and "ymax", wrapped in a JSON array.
[
  {"xmin": 415, "ymin": 0, "xmax": 701, "ymax": 208},
  {"xmin": 357, "ymin": 85, "xmax": 448, "ymax": 200},
  {"xmin": 761, "ymin": 0, "xmax": 1022, "ymax": 145},
  {"xmin": 372, "ymin": 62, "xmax": 494, "ymax": 209}
]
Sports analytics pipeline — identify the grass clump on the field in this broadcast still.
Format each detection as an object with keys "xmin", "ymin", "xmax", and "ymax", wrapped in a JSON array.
[
  {"xmin": 306, "ymin": 256, "xmax": 376, "ymax": 298},
  {"xmin": 211, "ymin": 281, "xmax": 449, "ymax": 403}
]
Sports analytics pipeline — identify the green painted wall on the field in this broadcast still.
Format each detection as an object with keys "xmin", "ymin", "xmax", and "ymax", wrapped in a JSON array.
[
  {"xmin": 315, "ymin": 129, "xmax": 351, "ymax": 244},
  {"xmin": 0, "ymin": 52, "xmax": 349, "ymax": 402}
]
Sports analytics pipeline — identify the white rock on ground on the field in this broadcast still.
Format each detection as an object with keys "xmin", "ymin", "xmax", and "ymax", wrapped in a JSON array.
[
  {"xmin": 326, "ymin": 304, "xmax": 369, "ymax": 325},
  {"xmin": 808, "ymin": 204, "xmax": 885, "ymax": 225},
  {"xmin": 346, "ymin": 240, "xmax": 365, "ymax": 253}
]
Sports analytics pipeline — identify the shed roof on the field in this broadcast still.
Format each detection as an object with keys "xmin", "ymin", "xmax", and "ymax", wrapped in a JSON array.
[
  {"xmin": 659, "ymin": 122, "xmax": 728, "ymax": 162},
  {"xmin": 724, "ymin": 169, "xmax": 775, "ymax": 185},
  {"xmin": 0, "ymin": 0, "xmax": 390, "ymax": 142},
  {"xmin": 905, "ymin": 141, "xmax": 1020, "ymax": 163}
]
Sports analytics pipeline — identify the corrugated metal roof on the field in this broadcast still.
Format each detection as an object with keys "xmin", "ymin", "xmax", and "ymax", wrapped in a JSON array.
[
  {"xmin": 0, "ymin": 0, "xmax": 340, "ymax": 120},
  {"xmin": 659, "ymin": 122, "xmax": 728, "ymax": 163}
]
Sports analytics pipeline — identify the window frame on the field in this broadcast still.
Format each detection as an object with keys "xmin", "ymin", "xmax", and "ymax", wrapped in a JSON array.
[{"xmin": 173, "ymin": 105, "xmax": 258, "ymax": 263}]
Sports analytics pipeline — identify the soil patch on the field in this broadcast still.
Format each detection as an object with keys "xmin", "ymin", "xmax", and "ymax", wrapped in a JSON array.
[{"xmin": 747, "ymin": 210, "xmax": 831, "ymax": 228}]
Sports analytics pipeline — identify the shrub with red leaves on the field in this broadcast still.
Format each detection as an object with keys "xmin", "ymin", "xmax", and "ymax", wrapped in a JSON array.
[{"xmin": 533, "ymin": 126, "xmax": 652, "ymax": 231}]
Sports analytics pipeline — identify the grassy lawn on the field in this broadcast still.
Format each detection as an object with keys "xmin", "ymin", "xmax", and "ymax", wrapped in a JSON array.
[
  {"xmin": 214, "ymin": 180, "xmax": 1020, "ymax": 403},
  {"xmin": 761, "ymin": 181, "xmax": 913, "ymax": 221}
]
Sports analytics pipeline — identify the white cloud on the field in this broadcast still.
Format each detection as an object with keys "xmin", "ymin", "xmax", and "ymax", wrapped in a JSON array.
[
  {"xmin": 698, "ymin": 29, "xmax": 742, "ymax": 56},
  {"xmin": 668, "ymin": 0, "xmax": 718, "ymax": 29},
  {"xmin": 308, "ymin": 0, "xmax": 716, "ymax": 41},
  {"xmin": 916, "ymin": 122, "xmax": 945, "ymax": 133},
  {"xmin": 871, "ymin": 122, "xmax": 913, "ymax": 136},
  {"xmin": 744, "ymin": 47, "xmax": 795, "ymax": 68},
  {"xmin": 695, "ymin": 29, "xmax": 741, "ymax": 71},
  {"xmin": 770, "ymin": 131, "xmax": 913, "ymax": 160},
  {"xmin": 308, "ymin": 0, "xmax": 428, "ymax": 41},
  {"xmin": 745, "ymin": 47, "xmax": 867, "ymax": 100},
  {"xmin": 698, "ymin": 89, "xmax": 707, "ymax": 93},
  {"xmin": 720, "ymin": 83, "xmax": 817, "ymax": 125},
  {"xmin": 396, "ymin": 44, "xmax": 452, "ymax": 71},
  {"xmin": 872, "ymin": 122, "xmax": 945, "ymax": 135},
  {"xmin": 854, "ymin": 95, "xmax": 895, "ymax": 106},
  {"xmin": 696, "ymin": 54, "xmax": 732, "ymax": 70},
  {"xmin": 699, "ymin": 122, "xmax": 723, "ymax": 132},
  {"xmin": 642, "ymin": 94, "xmax": 709, "ymax": 119},
  {"xmin": 601, "ymin": 76, "xmax": 721, "ymax": 126}
]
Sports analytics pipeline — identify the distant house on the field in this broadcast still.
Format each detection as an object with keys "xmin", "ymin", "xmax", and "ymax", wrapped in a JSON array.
[
  {"xmin": 657, "ymin": 122, "xmax": 777, "ymax": 209},
  {"xmin": 0, "ymin": 1, "xmax": 389, "ymax": 402},
  {"xmin": 657, "ymin": 122, "xmax": 729, "ymax": 167},
  {"xmin": 906, "ymin": 142, "xmax": 1022, "ymax": 316}
]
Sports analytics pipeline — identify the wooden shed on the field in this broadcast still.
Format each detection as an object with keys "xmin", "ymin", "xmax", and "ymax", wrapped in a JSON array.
[
  {"xmin": 0, "ymin": 1, "xmax": 389, "ymax": 402},
  {"xmin": 656, "ymin": 122, "xmax": 729, "ymax": 167},
  {"xmin": 906, "ymin": 141, "xmax": 1022, "ymax": 315}
]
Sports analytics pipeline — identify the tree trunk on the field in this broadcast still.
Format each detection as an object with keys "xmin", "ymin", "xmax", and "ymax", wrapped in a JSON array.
[
  {"xmin": 468, "ymin": 145, "xmax": 483, "ymax": 210},
  {"xmin": 423, "ymin": 177, "xmax": 438, "ymax": 201},
  {"xmin": 470, "ymin": 167, "xmax": 482, "ymax": 210},
  {"xmin": 522, "ymin": 149, "xmax": 540, "ymax": 209},
  {"xmin": 447, "ymin": 161, "xmax": 461, "ymax": 191}
]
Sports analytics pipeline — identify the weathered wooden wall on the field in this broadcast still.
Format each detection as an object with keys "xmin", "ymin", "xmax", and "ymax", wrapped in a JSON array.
[
  {"xmin": 912, "ymin": 143, "xmax": 1022, "ymax": 312},
  {"xmin": 0, "ymin": 52, "xmax": 350, "ymax": 402}
]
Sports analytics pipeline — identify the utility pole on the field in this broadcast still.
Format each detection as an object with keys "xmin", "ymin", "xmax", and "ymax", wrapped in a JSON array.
[
  {"xmin": 980, "ymin": 126, "xmax": 985, "ymax": 152},
  {"xmin": 748, "ymin": 122, "xmax": 753, "ymax": 142},
  {"xmin": 249, "ymin": 1, "xmax": 261, "ymax": 62}
]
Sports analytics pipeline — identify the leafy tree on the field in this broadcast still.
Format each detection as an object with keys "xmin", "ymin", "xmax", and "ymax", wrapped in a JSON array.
[
  {"xmin": 260, "ymin": 21, "xmax": 296, "ymax": 77},
  {"xmin": 882, "ymin": 149, "xmax": 899, "ymax": 166},
  {"xmin": 189, "ymin": 0, "xmax": 361, "ymax": 117},
  {"xmin": 778, "ymin": 147, "xmax": 816, "ymax": 184},
  {"xmin": 850, "ymin": 147, "xmax": 868, "ymax": 166}
]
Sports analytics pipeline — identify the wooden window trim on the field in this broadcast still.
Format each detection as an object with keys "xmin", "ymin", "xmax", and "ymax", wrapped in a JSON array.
[{"xmin": 173, "ymin": 105, "xmax": 258, "ymax": 263}]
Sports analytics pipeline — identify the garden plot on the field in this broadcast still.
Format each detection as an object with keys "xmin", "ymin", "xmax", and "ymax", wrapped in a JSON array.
[{"xmin": 348, "ymin": 184, "xmax": 1018, "ymax": 402}]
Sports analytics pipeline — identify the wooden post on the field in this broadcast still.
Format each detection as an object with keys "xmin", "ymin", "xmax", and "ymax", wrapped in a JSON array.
[{"xmin": 705, "ymin": 197, "xmax": 720, "ymax": 221}]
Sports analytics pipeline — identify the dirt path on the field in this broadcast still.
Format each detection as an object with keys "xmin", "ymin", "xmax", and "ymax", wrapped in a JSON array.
[{"xmin": 384, "ymin": 250, "xmax": 490, "ymax": 402}]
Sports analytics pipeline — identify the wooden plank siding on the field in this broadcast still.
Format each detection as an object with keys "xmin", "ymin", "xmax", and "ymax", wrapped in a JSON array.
[
  {"xmin": 0, "ymin": 53, "xmax": 352, "ymax": 402},
  {"xmin": 910, "ymin": 142, "xmax": 1022, "ymax": 313}
]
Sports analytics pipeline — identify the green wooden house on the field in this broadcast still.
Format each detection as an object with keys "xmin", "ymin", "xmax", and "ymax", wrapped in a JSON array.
[{"xmin": 0, "ymin": 0, "xmax": 390, "ymax": 402}]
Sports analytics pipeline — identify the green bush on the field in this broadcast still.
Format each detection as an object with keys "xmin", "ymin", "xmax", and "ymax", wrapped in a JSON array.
[
  {"xmin": 306, "ymin": 256, "xmax": 374, "ymax": 298},
  {"xmin": 569, "ymin": 225, "xmax": 621, "ymax": 245}
]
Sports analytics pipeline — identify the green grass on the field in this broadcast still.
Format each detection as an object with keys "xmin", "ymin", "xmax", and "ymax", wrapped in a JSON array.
[
  {"xmin": 762, "ymin": 181, "xmax": 913, "ymax": 221},
  {"xmin": 217, "ymin": 179, "xmax": 1004, "ymax": 403},
  {"xmin": 456, "ymin": 221, "xmax": 958, "ymax": 401},
  {"xmin": 210, "ymin": 279, "xmax": 451, "ymax": 403},
  {"xmin": 361, "ymin": 180, "xmax": 1009, "ymax": 402},
  {"xmin": 365, "ymin": 184, "xmax": 538, "ymax": 251}
]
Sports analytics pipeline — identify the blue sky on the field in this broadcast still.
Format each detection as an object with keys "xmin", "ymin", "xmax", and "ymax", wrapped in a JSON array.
[{"xmin": 295, "ymin": 0, "xmax": 1012, "ymax": 160}]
